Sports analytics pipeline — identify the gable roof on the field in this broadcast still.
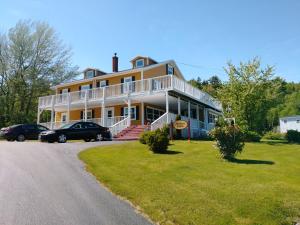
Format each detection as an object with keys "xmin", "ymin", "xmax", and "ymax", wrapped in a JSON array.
[{"xmin": 130, "ymin": 56, "xmax": 158, "ymax": 64}]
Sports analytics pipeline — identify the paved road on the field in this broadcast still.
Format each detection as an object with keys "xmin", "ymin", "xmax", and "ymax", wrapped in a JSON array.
[{"xmin": 0, "ymin": 141, "xmax": 152, "ymax": 225}]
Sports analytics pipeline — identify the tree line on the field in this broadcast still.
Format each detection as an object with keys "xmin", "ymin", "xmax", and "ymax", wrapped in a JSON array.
[{"xmin": 188, "ymin": 58, "xmax": 300, "ymax": 133}]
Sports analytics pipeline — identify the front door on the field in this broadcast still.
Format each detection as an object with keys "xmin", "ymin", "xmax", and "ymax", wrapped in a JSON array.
[{"xmin": 105, "ymin": 107, "xmax": 114, "ymax": 126}]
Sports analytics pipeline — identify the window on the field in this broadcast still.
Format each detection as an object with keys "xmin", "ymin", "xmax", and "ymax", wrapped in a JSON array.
[
  {"xmin": 167, "ymin": 64, "xmax": 174, "ymax": 75},
  {"xmin": 135, "ymin": 59, "xmax": 144, "ymax": 68},
  {"xmin": 123, "ymin": 76, "xmax": 133, "ymax": 93},
  {"xmin": 124, "ymin": 106, "xmax": 136, "ymax": 120},
  {"xmin": 146, "ymin": 107, "xmax": 165, "ymax": 122},
  {"xmin": 80, "ymin": 84, "xmax": 90, "ymax": 99},
  {"xmin": 284, "ymin": 120, "xmax": 287, "ymax": 123},
  {"xmin": 37, "ymin": 125, "xmax": 48, "ymax": 131},
  {"xmin": 61, "ymin": 113, "xmax": 67, "ymax": 123},
  {"xmin": 23, "ymin": 125, "xmax": 36, "ymax": 130},
  {"xmin": 86, "ymin": 123, "xmax": 99, "ymax": 128},
  {"xmin": 86, "ymin": 110, "xmax": 93, "ymax": 120},
  {"xmin": 297, "ymin": 120, "xmax": 300, "ymax": 123},
  {"xmin": 72, "ymin": 123, "xmax": 83, "ymax": 129},
  {"xmin": 100, "ymin": 80, "xmax": 107, "ymax": 87},
  {"xmin": 86, "ymin": 70, "xmax": 94, "ymax": 78},
  {"xmin": 208, "ymin": 113, "xmax": 217, "ymax": 123}
]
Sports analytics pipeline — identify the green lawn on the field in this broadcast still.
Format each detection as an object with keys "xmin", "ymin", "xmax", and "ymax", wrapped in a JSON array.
[{"xmin": 79, "ymin": 141, "xmax": 300, "ymax": 225}]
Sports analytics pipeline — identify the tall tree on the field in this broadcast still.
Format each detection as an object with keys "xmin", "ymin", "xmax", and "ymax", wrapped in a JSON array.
[
  {"xmin": 218, "ymin": 58, "xmax": 279, "ymax": 133},
  {"xmin": 0, "ymin": 20, "xmax": 78, "ymax": 127}
]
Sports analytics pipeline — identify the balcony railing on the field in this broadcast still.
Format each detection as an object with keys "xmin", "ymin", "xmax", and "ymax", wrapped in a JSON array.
[{"xmin": 39, "ymin": 75, "xmax": 222, "ymax": 111}]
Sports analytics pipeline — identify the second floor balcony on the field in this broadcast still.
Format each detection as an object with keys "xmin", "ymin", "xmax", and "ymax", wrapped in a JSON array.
[{"xmin": 38, "ymin": 75, "xmax": 222, "ymax": 111}]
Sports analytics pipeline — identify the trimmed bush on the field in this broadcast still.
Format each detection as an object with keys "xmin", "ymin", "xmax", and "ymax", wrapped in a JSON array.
[
  {"xmin": 286, "ymin": 130, "xmax": 300, "ymax": 143},
  {"xmin": 243, "ymin": 130, "xmax": 262, "ymax": 142},
  {"xmin": 210, "ymin": 119, "xmax": 245, "ymax": 159},
  {"xmin": 139, "ymin": 131, "xmax": 151, "ymax": 144},
  {"xmin": 139, "ymin": 127, "xmax": 170, "ymax": 153},
  {"xmin": 263, "ymin": 131, "xmax": 285, "ymax": 140}
]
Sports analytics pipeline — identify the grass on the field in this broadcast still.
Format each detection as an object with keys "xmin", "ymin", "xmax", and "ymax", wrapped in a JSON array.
[{"xmin": 79, "ymin": 141, "xmax": 300, "ymax": 225}]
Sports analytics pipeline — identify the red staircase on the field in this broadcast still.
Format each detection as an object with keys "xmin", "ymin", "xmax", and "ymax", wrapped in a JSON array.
[{"xmin": 114, "ymin": 125, "xmax": 147, "ymax": 141}]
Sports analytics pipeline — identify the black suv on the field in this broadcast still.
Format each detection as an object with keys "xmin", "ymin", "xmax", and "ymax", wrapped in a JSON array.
[
  {"xmin": 39, "ymin": 121, "xmax": 111, "ymax": 143},
  {"xmin": 0, "ymin": 124, "xmax": 49, "ymax": 142}
]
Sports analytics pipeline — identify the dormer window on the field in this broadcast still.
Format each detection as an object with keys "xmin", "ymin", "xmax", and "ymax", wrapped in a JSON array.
[
  {"xmin": 167, "ymin": 64, "xmax": 174, "ymax": 75},
  {"xmin": 135, "ymin": 59, "xmax": 144, "ymax": 68},
  {"xmin": 86, "ymin": 70, "xmax": 94, "ymax": 79}
]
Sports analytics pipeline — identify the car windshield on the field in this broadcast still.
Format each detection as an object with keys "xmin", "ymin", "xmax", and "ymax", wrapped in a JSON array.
[{"xmin": 60, "ymin": 123, "xmax": 75, "ymax": 129}]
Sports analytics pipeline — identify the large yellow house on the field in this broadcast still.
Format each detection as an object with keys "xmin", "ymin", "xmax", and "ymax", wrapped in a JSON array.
[{"xmin": 38, "ymin": 54, "xmax": 222, "ymax": 138}]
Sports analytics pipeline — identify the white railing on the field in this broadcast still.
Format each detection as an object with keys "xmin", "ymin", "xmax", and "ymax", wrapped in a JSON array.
[
  {"xmin": 104, "ymin": 116, "xmax": 126, "ymax": 127},
  {"xmin": 172, "ymin": 76, "xmax": 222, "ymax": 110},
  {"xmin": 109, "ymin": 116, "xmax": 130, "ymax": 137},
  {"xmin": 151, "ymin": 112, "xmax": 176, "ymax": 131},
  {"xmin": 39, "ymin": 75, "xmax": 221, "ymax": 111}
]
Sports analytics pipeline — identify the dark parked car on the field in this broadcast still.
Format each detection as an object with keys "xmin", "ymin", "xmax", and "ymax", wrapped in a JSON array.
[
  {"xmin": 39, "ymin": 122, "xmax": 111, "ymax": 143},
  {"xmin": 0, "ymin": 124, "xmax": 49, "ymax": 142}
]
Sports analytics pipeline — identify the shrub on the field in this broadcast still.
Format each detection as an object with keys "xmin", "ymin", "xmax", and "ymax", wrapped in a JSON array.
[
  {"xmin": 243, "ymin": 130, "xmax": 262, "ymax": 142},
  {"xmin": 140, "ymin": 128, "xmax": 169, "ymax": 153},
  {"xmin": 139, "ymin": 131, "xmax": 151, "ymax": 144},
  {"xmin": 263, "ymin": 131, "xmax": 285, "ymax": 140},
  {"xmin": 286, "ymin": 130, "xmax": 300, "ymax": 143},
  {"xmin": 210, "ymin": 119, "xmax": 245, "ymax": 159}
]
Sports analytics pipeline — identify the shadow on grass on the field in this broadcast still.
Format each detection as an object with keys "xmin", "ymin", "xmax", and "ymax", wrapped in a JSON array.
[
  {"xmin": 155, "ymin": 150, "xmax": 183, "ymax": 155},
  {"xmin": 228, "ymin": 158, "xmax": 275, "ymax": 165}
]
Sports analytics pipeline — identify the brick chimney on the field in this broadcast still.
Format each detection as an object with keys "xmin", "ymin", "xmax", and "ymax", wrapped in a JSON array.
[{"xmin": 112, "ymin": 53, "xmax": 118, "ymax": 72}]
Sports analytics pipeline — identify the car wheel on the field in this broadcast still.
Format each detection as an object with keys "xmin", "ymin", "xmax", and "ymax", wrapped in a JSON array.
[
  {"xmin": 48, "ymin": 140, "xmax": 54, "ymax": 143},
  {"xmin": 16, "ymin": 134, "xmax": 25, "ymax": 142},
  {"xmin": 58, "ymin": 134, "xmax": 67, "ymax": 143},
  {"xmin": 84, "ymin": 138, "xmax": 91, "ymax": 142},
  {"xmin": 7, "ymin": 138, "xmax": 14, "ymax": 142},
  {"xmin": 96, "ymin": 133, "xmax": 103, "ymax": 141}
]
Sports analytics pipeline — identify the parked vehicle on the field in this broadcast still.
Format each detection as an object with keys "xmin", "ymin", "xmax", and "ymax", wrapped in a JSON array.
[
  {"xmin": 0, "ymin": 124, "xmax": 49, "ymax": 142},
  {"xmin": 39, "ymin": 121, "xmax": 111, "ymax": 143}
]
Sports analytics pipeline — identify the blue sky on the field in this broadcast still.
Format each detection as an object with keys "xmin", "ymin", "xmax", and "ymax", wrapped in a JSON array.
[{"xmin": 1, "ymin": 0, "xmax": 300, "ymax": 81}]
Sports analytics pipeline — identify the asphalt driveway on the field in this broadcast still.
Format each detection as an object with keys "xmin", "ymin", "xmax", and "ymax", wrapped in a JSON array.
[{"xmin": 0, "ymin": 141, "xmax": 152, "ymax": 225}]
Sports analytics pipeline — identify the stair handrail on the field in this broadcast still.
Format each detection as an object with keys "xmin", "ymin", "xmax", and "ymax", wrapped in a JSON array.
[
  {"xmin": 151, "ymin": 112, "xmax": 169, "ymax": 131},
  {"xmin": 109, "ymin": 115, "xmax": 130, "ymax": 137}
]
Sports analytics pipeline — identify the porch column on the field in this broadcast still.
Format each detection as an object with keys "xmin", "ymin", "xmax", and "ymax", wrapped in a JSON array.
[
  {"xmin": 127, "ymin": 98, "xmax": 131, "ymax": 126},
  {"xmin": 141, "ymin": 70, "xmax": 144, "ymax": 92},
  {"xmin": 50, "ymin": 95, "xmax": 55, "ymax": 129},
  {"xmin": 67, "ymin": 92, "xmax": 71, "ymax": 123},
  {"xmin": 204, "ymin": 108, "xmax": 209, "ymax": 130},
  {"xmin": 102, "ymin": 87, "xmax": 106, "ymax": 126},
  {"xmin": 196, "ymin": 104, "xmax": 199, "ymax": 120},
  {"xmin": 166, "ymin": 91, "xmax": 169, "ymax": 123},
  {"xmin": 177, "ymin": 97, "xmax": 181, "ymax": 115},
  {"xmin": 188, "ymin": 101, "xmax": 191, "ymax": 119},
  {"xmin": 37, "ymin": 108, "xmax": 40, "ymax": 124},
  {"xmin": 101, "ymin": 101, "xmax": 105, "ymax": 126},
  {"xmin": 141, "ymin": 102, "xmax": 144, "ymax": 125},
  {"xmin": 84, "ymin": 90, "xmax": 88, "ymax": 121}
]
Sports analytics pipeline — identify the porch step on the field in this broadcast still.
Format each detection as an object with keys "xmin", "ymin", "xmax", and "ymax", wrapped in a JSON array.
[{"xmin": 114, "ymin": 125, "xmax": 148, "ymax": 141}]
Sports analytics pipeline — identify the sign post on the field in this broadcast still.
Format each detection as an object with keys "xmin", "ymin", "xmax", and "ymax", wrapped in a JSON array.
[{"xmin": 173, "ymin": 120, "xmax": 190, "ymax": 143}]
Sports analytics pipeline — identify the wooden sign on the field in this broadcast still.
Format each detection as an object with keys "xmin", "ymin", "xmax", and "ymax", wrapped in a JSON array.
[{"xmin": 174, "ymin": 120, "xmax": 188, "ymax": 130}]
